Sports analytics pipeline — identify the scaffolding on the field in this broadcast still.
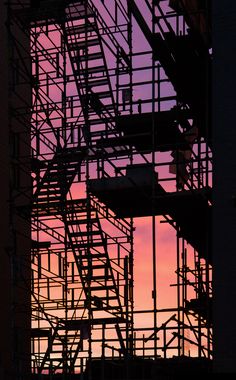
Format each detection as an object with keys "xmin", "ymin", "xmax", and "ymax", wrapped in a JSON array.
[{"xmin": 7, "ymin": 0, "xmax": 212, "ymax": 378}]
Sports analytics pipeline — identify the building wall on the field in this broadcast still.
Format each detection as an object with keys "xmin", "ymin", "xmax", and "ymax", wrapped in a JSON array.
[
  {"xmin": 213, "ymin": 0, "xmax": 236, "ymax": 373},
  {"xmin": 0, "ymin": 2, "xmax": 31, "ymax": 379}
]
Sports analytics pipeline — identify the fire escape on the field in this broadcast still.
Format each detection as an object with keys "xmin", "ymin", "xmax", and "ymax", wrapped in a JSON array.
[{"xmin": 8, "ymin": 0, "xmax": 212, "ymax": 377}]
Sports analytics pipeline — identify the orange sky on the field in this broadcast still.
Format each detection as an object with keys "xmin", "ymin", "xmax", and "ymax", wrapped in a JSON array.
[{"xmin": 30, "ymin": 0, "xmax": 207, "ymax": 362}]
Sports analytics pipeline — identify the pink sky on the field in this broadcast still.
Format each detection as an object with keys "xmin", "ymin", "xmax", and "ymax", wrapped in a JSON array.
[{"xmin": 30, "ymin": 0, "xmax": 209, "ymax": 364}]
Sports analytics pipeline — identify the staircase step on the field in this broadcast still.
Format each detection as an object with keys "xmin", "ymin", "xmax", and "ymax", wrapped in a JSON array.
[
  {"xmin": 80, "ymin": 78, "xmax": 109, "ymax": 88},
  {"xmin": 31, "ymin": 157, "xmax": 48, "ymax": 170},
  {"xmin": 90, "ymin": 275, "xmax": 112, "ymax": 281},
  {"xmin": 55, "ymin": 154, "xmax": 84, "ymax": 163},
  {"xmin": 81, "ymin": 264, "xmax": 108, "ymax": 270},
  {"xmin": 34, "ymin": 192, "xmax": 60, "ymax": 200},
  {"xmin": 37, "ymin": 183, "xmax": 60, "ymax": 189},
  {"xmin": 98, "ymin": 90, "xmax": 113, "ymax": 99},
  {"xmin": 36, "ymin": 196, "xmax": 62, "ymax": 203},
  {"xmin": 66, "ymin": 209, "xmax": 89, "ymax": 217},
  {"xmin": 69, "ymin": 38, "xmax": 100, "ymax": 50},
  {"xmin": 72, "ymin": 3, "xmax": 94, "ymax": 19},
  {"xmin": 46, "ymin": 166, "xmax": 79, "ymax": 173},
  {"xmin": 78, "ymin": 52, "xmax": 103, "ymax": 62},
  {"xmin": 37, "ymin": 189, "xmax": 60, "ymax": 195},
  {"xmin": 32, "ymin": 209, "xmax": 60, "ymax": 217},
  {"xmin": 68, "ymin": 218, "xmax": 97, "ymax": 225},
  {"xmin": 88, "ymin": 285, "xmax": 115, "ymax": 291},
  {"xmin": 46, "ymin": 168, "xmax": 76, "ymax": 175},
  {"xmin": 90, "ymin": 296, "xmax": 117, "ymax": 303},
  {"xmin": 72, "ymin": 241, "xmax": 105, "ymax": 249},
  {"xmin": 48, "ymin": 159, "xmax": 80, "ymax": 166},
  {"xmin": 80, "ymin": 65, "xmax": 106, "ymax": 75},
  {"xmin": 70, "ymin": 230, "xmax": 101, "ymax": 237},
  {"xmin": 89, "ymin": 117, "xmax": 113, "ymax": 126},
  {"xmin": 66, "ymin": 198, "xmax": 87, "ymax": 206},
  {"xmin": 66, "ymin": 22, "xmax": 96, "ymax": 35},
  {"xmin": 102, "ymin": 306, "xmax": 122, "ymax": 311},
  {"xmin": 52, "ymin": 199, "xmax": 88, "ymax": 208},
  {"xmin": 76, "ymin": 253, "xmax": 107, "ymax": 259},
  {"xmin": 34, "ymin": 195, "xmax": 63, "ymax": 202},
  {"xmin": 41, "ymin": 175, "xmax": 74, "ymax": 183}
]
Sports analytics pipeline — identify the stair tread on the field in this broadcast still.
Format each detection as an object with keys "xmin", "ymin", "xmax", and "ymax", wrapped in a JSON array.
[
  {"xmin": 37, "ymin": 189, "xmax": 60, "ymax": 194},
  {"xmin": 89, "ymin": 275, "xmax": 112, "ymax": 280},
  {"xmin": 70, "ymin": 230, "xmax": 101, "ymax": 237},
  {"xmin": 76, "ymin": 253, "xmax": 107, "ymax": 259},
  {"xmin": 72, "ymin": 241, "xmax": 105, "ymax": 248},
  {"xmin": 81, "ymin": 264, "xmax": 108, "ymax": 270},
  {"xmin": 68, "ymin": 218, "xmax": 98, "ymax": 225},
  {"xmin": 80, "ymin": 65, "xmax": 106, "ymax": 74},
  {"xmin": 88, "ymin": 285, "xmax": 116, "ymax": 291},
  {"xmin": 78, "ymin": 52, "xmax": 103, "ymax": 62},
  {"xmin": 34, "ymin": 195, "xmax": 63, "ymax": 201},
  {"xmin": 69, "ymin": 38, "xmax": 100, "ymax": 50},
  {"xmin": 80, "ymin": 78, "xmax": 109, "ymax": 88},
  {"xmin": 98, "ymin": 90, "xmax": 113, "ymax": 99},
  {"xmin": 92, "ymin": 296, "xmax": 118, "ymax": 301},
  {"xmin": 66, "ymin": 23, "xmax": 96, "ymax": 35}
]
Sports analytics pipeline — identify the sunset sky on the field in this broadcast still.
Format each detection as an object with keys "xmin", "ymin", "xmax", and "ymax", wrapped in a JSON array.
[{"xmin": 30, "ymin": 0, "xmax": 207, "ymax": 363}]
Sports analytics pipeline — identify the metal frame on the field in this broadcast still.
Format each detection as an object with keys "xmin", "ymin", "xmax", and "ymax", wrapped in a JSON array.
[{"xmin": 7, "ymin": 0, "xmax": 212, "ymax": 377}]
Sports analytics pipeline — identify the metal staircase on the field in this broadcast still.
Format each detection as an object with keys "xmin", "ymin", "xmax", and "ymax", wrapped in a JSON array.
[
  {"xmin": 64, "ymin": 1, "xmax": 116, "ymax": 129},
  {"xmin": 33, "ymin": 147, "xmax": 125, "ymax": 319},
  {"xmin": 33, "ymin": 146, "xmax": 85, "ymax": 208},
  {"xmin": 65, "ymin": 198, "xmax": 125, "ymax": 318}
]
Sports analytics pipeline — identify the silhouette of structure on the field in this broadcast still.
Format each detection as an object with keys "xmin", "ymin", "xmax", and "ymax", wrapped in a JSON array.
[{"xmin": 1, "ymin": 0, "xmax": 235, "ymax": 378}]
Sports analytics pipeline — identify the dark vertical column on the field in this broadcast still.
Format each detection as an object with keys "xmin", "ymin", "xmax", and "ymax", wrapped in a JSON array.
[
  {"xmin": 212, "ymin": 0, "xmax": 236, "ymax": 373},
  {"xmin": 0, "ymin": 3, "xmax": 12, "ymax": 379},
  {"xmin": 0, "ymin": 2, "xmax": 31, "ymax": 379}
]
